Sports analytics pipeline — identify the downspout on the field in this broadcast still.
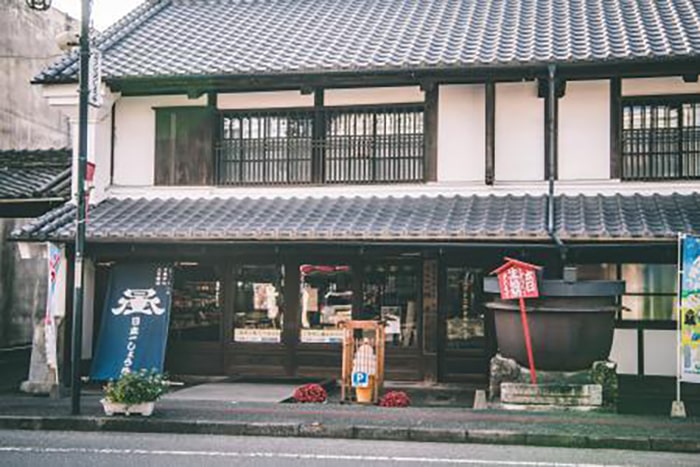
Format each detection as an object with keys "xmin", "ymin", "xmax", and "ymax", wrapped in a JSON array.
[{"xmin": 546, "ymin": 64, "xmax": 567, "ymax": 268}]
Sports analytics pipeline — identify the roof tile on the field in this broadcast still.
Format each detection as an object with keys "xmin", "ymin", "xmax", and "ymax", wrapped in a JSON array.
[
  {"xmin": 35, "ymin": 0, "xmax": 700, "ymax": 84},
  {"xmin": 12, "ymin": 193, "xmax": 700, "ymax": 243}
]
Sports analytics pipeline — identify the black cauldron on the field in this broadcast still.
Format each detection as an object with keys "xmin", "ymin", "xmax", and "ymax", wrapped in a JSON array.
[{"xmin": 484, "ymin": 278, "xmax": 625, "ymax": 371}]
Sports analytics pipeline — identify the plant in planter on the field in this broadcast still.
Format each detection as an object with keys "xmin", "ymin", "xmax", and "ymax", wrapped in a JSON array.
[
  {"xmin": 378, "ymin": 390, "xmax": 410, "ymax": 408},
  {"xmin": 292, "ymin": 383, "xmax": 327, "ymax": 403},
  {"xmin": 101, "ymin": 369, "xmax": 169, "ymax": 416}
]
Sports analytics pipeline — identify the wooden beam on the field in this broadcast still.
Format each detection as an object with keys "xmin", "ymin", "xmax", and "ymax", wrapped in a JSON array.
[
  {"xmin": 421, "ymin": 258, "xmax": 439, "ymax": 382},
  {"xmin": 544, "ymin": 84, "xmax": 559, "ymax": 180},
  {"xmin": 424, "ymin": 85, "xmax": 439, "ymax": 182},
  {"xmin": 610, "ymin": 78, "xmax": 622, "ymax": 179},
  {"xmin": 312, "ymin": 89, "xmax": 325, "ymax": 183},
  {"xmin": 485, "ymin": 82, "xmax": 495, "ymax": 185}
]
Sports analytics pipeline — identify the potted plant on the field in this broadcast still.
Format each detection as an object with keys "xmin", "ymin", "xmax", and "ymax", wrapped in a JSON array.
[
  {"xmin": 292, "ymin": 383, "xmax": 327, "ymax": 403},
  {"xmin": 101, "ymin": 369, "xmax": 169, "ymax": 416},
  {"xmin": 378, "ymin": 390, "xmax": 410, "ymax": 408}
]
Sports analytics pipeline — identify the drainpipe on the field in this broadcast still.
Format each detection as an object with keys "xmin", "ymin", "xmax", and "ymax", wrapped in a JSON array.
[{"xmin": 546, "ymin": 64, "xmax": 567, "ymax": 269}]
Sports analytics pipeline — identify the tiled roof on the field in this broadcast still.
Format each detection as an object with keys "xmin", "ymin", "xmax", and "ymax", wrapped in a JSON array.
[
  {"xmin": 12, "ymin": 193, "xmax": 700, "ymax": 242},
  {"xmin": 0, "ymin": 149, "xmax": 72, "ymax": 200},
  {"xmin": 35, "ymin": 0, "xmax": 700, "ymax": 84}
]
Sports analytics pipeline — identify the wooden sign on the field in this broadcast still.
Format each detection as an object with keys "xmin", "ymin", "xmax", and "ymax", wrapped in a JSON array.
[{"xmin": 496, "ymin": 263, "xmax": 540, "ymax": 300}]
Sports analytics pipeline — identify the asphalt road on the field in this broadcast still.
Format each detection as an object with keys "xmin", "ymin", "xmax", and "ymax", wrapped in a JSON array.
[{"xmin": 0, "ymin": 429, "xmax": 698, "ymax": 467}]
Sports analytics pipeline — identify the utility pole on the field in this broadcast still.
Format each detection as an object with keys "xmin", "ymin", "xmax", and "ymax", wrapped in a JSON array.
[
  {"xmin": 71, "ymin": 0, "xmax": 91, "ymax": 416},
  {"xmin": 25, "ymin": 0, "xmax": 91, "ymax": 415}
]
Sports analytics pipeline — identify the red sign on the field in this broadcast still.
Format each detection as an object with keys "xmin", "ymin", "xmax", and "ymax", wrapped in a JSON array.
[
  {"xmin": 497, "ymin": 267, "xmax": 539, "ymax": 300},
  {"xmin": 492, "ymin": 258, "xmax": 541, "ymax": 300}
]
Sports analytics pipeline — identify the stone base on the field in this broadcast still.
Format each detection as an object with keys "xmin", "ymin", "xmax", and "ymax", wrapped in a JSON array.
[
  {"xmin": 489, "ymin": 354, "xmax": 618, "ymax": 410},
  {"xmin": 19, "ymin": 381, "xmax": 56, "ymax": 396},
  {"xmin": 501, "ymin": 383, "xmax": 602, "ymax": 406}
]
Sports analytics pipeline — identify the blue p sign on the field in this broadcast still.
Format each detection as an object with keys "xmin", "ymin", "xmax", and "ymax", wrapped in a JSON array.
[{"xmin": 352, "ymin": 371, "xmax": 369, "ymax": 388}]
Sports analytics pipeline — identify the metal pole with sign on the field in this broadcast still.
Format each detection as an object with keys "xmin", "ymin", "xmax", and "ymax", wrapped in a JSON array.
[
  {"xmin": 70, "ymin": 0, "xmax": 92, "ymax": 416},
  {"xmin": 492, "ymin": 258, "xmax": 542, "ymax": 385}
]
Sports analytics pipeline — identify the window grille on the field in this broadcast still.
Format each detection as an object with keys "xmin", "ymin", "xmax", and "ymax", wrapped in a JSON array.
[
  {"xmin": 216, "ymin": 105, "xmax": 425, "ymax": 185},
  {"xmin": 622, "ymin": 98, "xmax": 700, "ymax": 181}
]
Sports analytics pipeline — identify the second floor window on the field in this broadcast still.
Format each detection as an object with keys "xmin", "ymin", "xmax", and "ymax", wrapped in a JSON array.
[
  {"xmin": 216, "ymin": 104, "xmax": 425, "ymax": 185},
  {"xmin": 622, "ymin": 97, "xmax": 700, "ymax": 181}
]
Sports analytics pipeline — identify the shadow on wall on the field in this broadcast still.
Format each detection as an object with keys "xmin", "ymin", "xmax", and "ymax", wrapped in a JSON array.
[{"xmin": 0, "ymin": 218, "xmax": 46, "ymax": 353}]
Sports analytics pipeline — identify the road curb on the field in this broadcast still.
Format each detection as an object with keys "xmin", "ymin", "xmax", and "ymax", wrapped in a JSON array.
[{"xmin": 0, "ymin": 415, "xmax": 698, "ymax": 454}]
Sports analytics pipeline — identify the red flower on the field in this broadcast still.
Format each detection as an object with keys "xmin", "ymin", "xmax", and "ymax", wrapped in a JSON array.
[
  {"xmin": 378, "ymin": 390, "xmax": 411, "ymax": 408},
  {"xmin": 293, "ymin": 383, "xmax": 327, "ymax": 403}
]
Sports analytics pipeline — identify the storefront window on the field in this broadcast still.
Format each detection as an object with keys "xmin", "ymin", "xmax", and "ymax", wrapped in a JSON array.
[
  {"xmin": 169, "ymin": 264, "xmax": 222, "ymax": 341},
  {"xmin": 621, "ymin": 264, "xmax": 676, "ymax": 321},
  {"xmin": 233, "ymin": 265, "xmax": 284, "ymax": 343},
  {"xmin": 445, "ymin": 268, "xmax": 484, "ymax": 349},
  {"xmin": 299, "ymin": 264, "xmax": 352, "ymax": 343},
  {"xmin": 576, "ymin": 263, "xmax": 676, "ymax": 321},
  {"xmin": 363, "ymin": 263, "xmax": 419, "ymax": 347}
]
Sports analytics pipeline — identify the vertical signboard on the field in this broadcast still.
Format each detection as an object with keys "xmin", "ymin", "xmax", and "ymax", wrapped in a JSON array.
[
  {"xmin": 90, "ymin": 263, "xmax": 173, "ymax": 381},
  {"xmin": 45, "ymin": 243, "xmax": 66, "ymax": 379},
  {"xmin": 680, "ymin": 235, "xmax": 700, "ymax": 383}
]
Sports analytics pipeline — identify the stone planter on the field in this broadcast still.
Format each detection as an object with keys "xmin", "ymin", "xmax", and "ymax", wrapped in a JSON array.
[
  {"xmin": 100, "ymin": 399, "xmax": 155, "ymax": 416},
  {"xmin": 484, "ymin": 277, "xmax": 624, "ymax": 371}
]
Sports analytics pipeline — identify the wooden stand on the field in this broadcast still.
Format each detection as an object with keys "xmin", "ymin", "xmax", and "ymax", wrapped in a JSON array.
[{"xmin": 340, "ymin": 320, "xmax": 386, "ymax": 403}]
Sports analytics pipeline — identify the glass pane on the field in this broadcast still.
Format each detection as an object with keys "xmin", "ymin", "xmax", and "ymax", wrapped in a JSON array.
[
  {"xmin": 299, "ymin": 264, "xmax": 352, "ymax": 344},
  {"xmin": 575, "ymin": 264, "xmax": 616, "ymax": 281},
  {"xmin": 622, "ymin": 295, "xmax": 676, "ymax": 321},
  {"xmin": 445, "ymin": 268, "xmax": 484, "ymax": 349},
  {"xmin": 233, "ymin": 265, "xmax": 284, "ymax": 343},
  {"xmin": 169, "ymin": 265, "xmax": 222, "ymax": 342},
  {"xmin": 622, "ymin": 264, "xmax": 676, "ymax": 294},
  {"xmin": 363, "ymin": 263, "xmax": 419, "ymax": 347}
]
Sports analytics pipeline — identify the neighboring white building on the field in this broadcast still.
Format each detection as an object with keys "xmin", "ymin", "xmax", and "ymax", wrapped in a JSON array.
[{"xmin": 15, "ymin": 0, "xmax": 700, "ymax": 411}]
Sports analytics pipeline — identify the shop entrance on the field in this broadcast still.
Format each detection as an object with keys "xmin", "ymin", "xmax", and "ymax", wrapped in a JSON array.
[{"xmin": 438, "ymin": 267, "xmax": 494, "ymax": 384}]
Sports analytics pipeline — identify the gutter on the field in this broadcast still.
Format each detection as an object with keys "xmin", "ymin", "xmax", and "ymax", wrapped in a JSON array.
[{"xmin": 546, "ymin": 64, "xmax": 567, "ymax": 266}]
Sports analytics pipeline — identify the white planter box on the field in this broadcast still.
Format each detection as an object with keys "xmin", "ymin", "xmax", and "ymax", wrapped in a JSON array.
[{"xmin": 101, "ymin": 399, "xmax": 155, "ymax": 416}]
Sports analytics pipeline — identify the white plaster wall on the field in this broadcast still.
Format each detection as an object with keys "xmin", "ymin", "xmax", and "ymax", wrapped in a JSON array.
[
  {"xmin": 643, "ymin": 330, "xmax": 676, "ymax": 376},
  {"xmin": 92, "ymin": 111, "xmax": 112, "ymax": 203},
  {"xmin": 325, "ymin": 86, "xmax": 423, "ymax": 106},
  {"xmin": 622, "ymin": 77, "xmax": 700, "ymax": 96},
  {"xmin": 217, "ymin": 90, "xmax": 312, "ymax": 109},
  {"xmin": 495, "ymin": 82, "xmax": 544, "ymax": 181},
  {"xmin": 610, "ymin": 329, "xmax": 637, "ymax": 375},
  {"xmin": 113, "ymin": 95, "xmax": 207, "ymax": 186},
  {"xmin": 558, "ymin": 80, "xmax": 610, "ymax": 180},
  {"xmin": 437, "ymin": 84, "xmax": 485, "ymax": 182}
]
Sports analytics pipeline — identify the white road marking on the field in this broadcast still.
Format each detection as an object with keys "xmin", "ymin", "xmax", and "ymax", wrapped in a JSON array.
[{"xmin": 0, "ymin": 446, "xmax": 630, "ymax": 466}]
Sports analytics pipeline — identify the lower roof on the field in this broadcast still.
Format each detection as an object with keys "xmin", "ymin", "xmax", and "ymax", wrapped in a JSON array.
[
  {"xmin": 0, "ymin": 148, "xmax": 71, "ymax": 200},
  {"xmin": 10, "ymin": 193, "xmax": 700, "ymax": 244}
]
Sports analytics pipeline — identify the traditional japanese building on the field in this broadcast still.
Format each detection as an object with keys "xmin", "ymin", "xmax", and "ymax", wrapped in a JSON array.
[{"xmin": 14, "ymin": 0, "xmax": 700, "ymax": 411}]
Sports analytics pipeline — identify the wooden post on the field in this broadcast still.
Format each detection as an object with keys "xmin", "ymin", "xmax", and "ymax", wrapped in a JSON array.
[
  {"xmin": 422, "ymin": 259, "xmax": 439, "ymax": 382},
  {"xmin": 518, "ymin": 296, "xmax": 537, "ymax": 384}
]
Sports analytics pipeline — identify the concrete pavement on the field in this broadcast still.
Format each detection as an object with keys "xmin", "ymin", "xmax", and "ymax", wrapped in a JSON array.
[{"xmin": 0, "ymin": 387, "xmax": 699, "ymax": 454}]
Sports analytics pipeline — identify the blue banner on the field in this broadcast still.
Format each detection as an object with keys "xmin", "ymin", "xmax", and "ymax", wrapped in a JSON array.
[
  {"xmin": 90, "ymin": 263, "xmax": 173, "ymax": 381},
  {"xmin": 681, "ymin": 235, "xmax": 700, "ymax": 383}
]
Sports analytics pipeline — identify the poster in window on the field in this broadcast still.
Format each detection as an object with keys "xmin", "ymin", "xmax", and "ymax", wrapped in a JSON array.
[{"xmin": 381, "ymin": 306, "xmax": 402, "ymax": 335}]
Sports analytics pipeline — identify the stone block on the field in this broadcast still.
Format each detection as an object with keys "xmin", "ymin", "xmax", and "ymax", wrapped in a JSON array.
[
  {"xmin": 354, "ymin": 425, "xmax": 409, "ymax": 441},
  {"xmin": 501, "ymin": 383, "xmax": 603, "ymax": 406},
  {"xmin": 408, "ymin": 428, "xmax": 467, "ymax": 443},
  {"xmin": 244, "ymin": 422, "xmax": 299, "ymax": 437},
  {"xmin": 299, "ymin": 422, "xmax": 354, "ymax": 438},
  {"xmin": 467, "ymin": 429, "xmax": 526, "ymax": 445}
]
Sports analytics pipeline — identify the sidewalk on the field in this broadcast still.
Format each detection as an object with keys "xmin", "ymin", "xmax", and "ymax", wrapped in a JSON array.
[{"xmin": 1, "ymin": 389, "xmax": 699, "ymax": 453}]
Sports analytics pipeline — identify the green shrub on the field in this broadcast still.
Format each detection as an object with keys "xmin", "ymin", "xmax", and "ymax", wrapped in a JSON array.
[{"xmin": 103, "ymin": 369, "xmax": 169, "ymax": 404}]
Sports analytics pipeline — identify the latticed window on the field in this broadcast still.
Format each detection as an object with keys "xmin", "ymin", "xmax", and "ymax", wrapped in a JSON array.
[
  {"xmin": 216, "ymin": 105, "xmax": 425, "ymax": 185},
  {"xmin": 622, "ymin": 98, "xmax": 700, "ymax": 181}
]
